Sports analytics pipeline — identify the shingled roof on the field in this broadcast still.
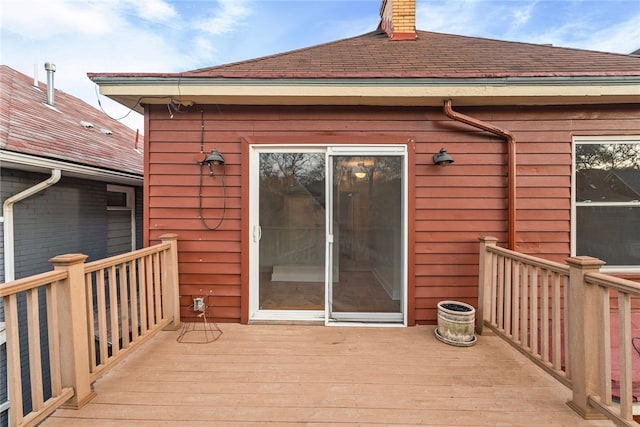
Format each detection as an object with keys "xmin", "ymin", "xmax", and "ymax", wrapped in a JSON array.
[
  {"xmin": 152, "ymin": 30, "xmax": 640, "ymax": 79},
  {"xmin": 88, "ymin": 29, "xmax": 640, "ymax": 111},
  {"xmin": 187, "ymin": 30, "xmax": 640, "ymax": 78},
  {"xmin": 1, "ymin": 65, "xmax": 142, "ymax": 176}
]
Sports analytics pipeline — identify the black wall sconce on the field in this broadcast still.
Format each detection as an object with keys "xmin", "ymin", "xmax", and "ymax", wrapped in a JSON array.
[
  {"xmin": 201, "ymin": 148, "xmax": 225, "ymax": 175},
  {"xmin": 433, "ymin": 148, "xmax": 454, "ymax": 166},
  {"xmin": 205, "ymin": 148, "xmax": 225, "ymax": 165}
]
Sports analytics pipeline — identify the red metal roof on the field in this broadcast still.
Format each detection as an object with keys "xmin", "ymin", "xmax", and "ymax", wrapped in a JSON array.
[
  {"xmin": 1, "ymin": 65, "xmax": 143, "ymax": 175},
  {"xmin": 89, "ymin": 30, "xmax": 640, "ymax": 80}
]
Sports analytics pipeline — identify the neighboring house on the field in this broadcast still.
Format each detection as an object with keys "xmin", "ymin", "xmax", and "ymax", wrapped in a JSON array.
[
  {"xmin": 0, "ymin": 64, "xmax": 144, "ymax": 419},
  {"xmin": 1, "ymin": 64, "xmax": 144, "ymax": 281},
  {"xmin": 88, "ymin": 0, "xmax": 640, "ymax": 327}
]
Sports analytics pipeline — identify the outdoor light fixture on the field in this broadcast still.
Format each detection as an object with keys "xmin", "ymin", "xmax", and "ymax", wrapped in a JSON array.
[
  {"xmin": 200, "ymin": 149, "xmax": 225, "ymax": 176},
  {"xmin": 433, "ymin": 148, "xmax": 454, "ymax": 166},
  {"xmin": 354, "ymin": 163, "xmax": 367, "ymax": 179},
  {"xmin": 205, "ymin": 149, "xmax": 225, "ymax": 165}
]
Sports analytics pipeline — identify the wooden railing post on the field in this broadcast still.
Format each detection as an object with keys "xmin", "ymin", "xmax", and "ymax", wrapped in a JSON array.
[
  {"xmin": 160, "ymin": 233, "xmax": 181, "ymax": 330},
  {"xmin": 477, "ymin": 236, "xmax": 498, "ymax": 335},
  {"xmin": 49, "ymin": 253, "xmax": 96, "ymax": 408},
  {"xmin": 565, "ymin": 256, "xmax": 607, "ymax": 420}
]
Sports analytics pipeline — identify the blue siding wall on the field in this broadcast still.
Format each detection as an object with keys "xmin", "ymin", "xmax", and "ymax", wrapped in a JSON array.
[
  {"xmin": 1, "ymin": 167, "xmax": 142, "ymax": 415},
  {"xmin": 7, "ymin": 171, "xmax": 108, "ymax": 278}
]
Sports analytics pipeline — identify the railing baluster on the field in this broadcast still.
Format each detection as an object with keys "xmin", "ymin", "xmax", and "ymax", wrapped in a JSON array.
[
  {"xmin": 138, "ymin": 256, "xmax": 148, "ymax": 334},
  {"xmin": 5, "ymin": 294, "xmax": 24, "ymax": 426},
  {"xmin": 617, "ymin": 292, "xmax": 633, "ymax": 420},
  {"xmin": 512, "ymin": 260, "xmax": 520, "ymax": 342},
  {"xmin": 562, "ymin": 274, "xmax": 571, "ymax": 381},
  {"xmin": 85, "ymin": 272, "xmax": 97, "ymax": 371},
  {"xmin": 119, "ymin": 262, "xmax": 130, "ymax": 349},
  {"xmin": 597, "ymin": 285, "xmax": 612, "ymax": 407},
  {"xmin": 541, "ymin": 268, "xmax": 550, "ymax": 363},
  {"xmin": 153, "ymin": 252, "xmax": 162, "ymax": 323},
  {"xmin": 531, "ymin": 266, "xmax": 539, "ymax": 356},
  {"xmin": 47, "ymin": 281, "xmax": 62, "ymax": 397},
  {"xmin": 496, "ymin": 253, "xmax": 504, "ymax": 328},
  {"xmin": 108, "ymin": 264, "xmax": 120, "ymax": 358},
  {"xmin": 520, "ymin": 263, "xmax": 529, "ymax": 349},
  {"xmin": 96, "ymin": 268, "xmax": 108, "ymax": 366},
  {"xmin": 145, "ymin": 254, "xmax": 155, "ymax": 328},
  {"xmin": 489, "ymin": 251, "xmax": 497, "ymax": 325},
  {"xmin": 130, "ymin": 258, "xmax": 140, "ymax": 341},
  {"xmin": 504, "ymin": 257, "xmax": 512, "ymax": 336},
  {"xmin": 26, "ymin": 287, "xmax": 45, "ymax": 411},
  {"xmin": 552, "ymin": 272, "xmax": 562, "ymax": 372}
]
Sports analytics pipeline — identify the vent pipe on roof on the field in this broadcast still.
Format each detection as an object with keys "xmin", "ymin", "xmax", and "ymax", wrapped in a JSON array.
[{"xmin": 44, "ymin": 62, "xmax": 56, "ymax": 106}]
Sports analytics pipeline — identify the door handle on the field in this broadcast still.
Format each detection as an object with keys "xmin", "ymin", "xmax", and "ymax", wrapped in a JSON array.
[{"xmin": 254, "ymin": 225, "xmax": 262, "ymax": 242}]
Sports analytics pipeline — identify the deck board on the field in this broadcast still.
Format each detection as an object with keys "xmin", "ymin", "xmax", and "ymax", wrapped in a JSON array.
[{"xmin": 43, "ymin": 324, "xmax": 615, "ymax": 426}]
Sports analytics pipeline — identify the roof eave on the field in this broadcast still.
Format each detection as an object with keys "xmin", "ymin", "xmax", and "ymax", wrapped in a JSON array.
[
  {"xmin": 0, "ymin": 151, "xmax": 143, "ymax": 186},
  {"xmin": 89, "ymin": 76, "xmax": 640, "ymax": 112}
]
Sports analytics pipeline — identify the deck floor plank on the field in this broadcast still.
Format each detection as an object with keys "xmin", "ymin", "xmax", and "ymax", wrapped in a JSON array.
[{"xmin": 43, "ymin": 324, "xmax": 615, "ymax": 426}]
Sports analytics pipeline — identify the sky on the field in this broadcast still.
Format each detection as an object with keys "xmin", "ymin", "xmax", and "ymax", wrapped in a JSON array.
[{"xmin": 1, "ymin": 0, "xmax": 639, "ymax": 131}]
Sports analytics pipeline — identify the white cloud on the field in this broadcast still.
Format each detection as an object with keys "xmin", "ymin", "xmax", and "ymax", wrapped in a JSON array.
[
  {"xmin": 123, "ymin": 0, "xmax": 178, "ymax": 23},
  {"xmin": 565, "ymin": 14, "xmax": 640, "ymax": 54},
  {"xmin": 417, "ymin": 0, "xmax": 493, "ymax": 35},
  {"xmin": 511, "ymin": 0, "xmax": 538, "ymax": 26},
  {"xmin": 1, "ymin": 0, "xmax": 126, "ymax": 38},
  {"xmin": 416, "ymin": 0, "xmax": 640, "ymax": 54},
  {"xmin": 194, "ymin": 0, "xmax": 253, "ymax": 35},
  {"xmin": 523, "ymin": 11, "xmax": 640, "ymax": 54}
]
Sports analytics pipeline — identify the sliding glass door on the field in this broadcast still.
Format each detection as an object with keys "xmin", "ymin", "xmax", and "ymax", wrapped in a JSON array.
[
  {"xmin": 326, "ymin": 147, "xmax": 405, "ymax": 324},
  {"xmin": 249, "ymin": 146, "xmax": 406, "ymax": 325}
]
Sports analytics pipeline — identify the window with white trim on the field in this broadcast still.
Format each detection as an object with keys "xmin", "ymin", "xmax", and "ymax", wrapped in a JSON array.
[
  {"xmin": 573, "ymin": 136, "xmax": 640, "ymax": 271},
  {"xmin": 107, "ymin": 184, "xmax": 136, "ymax": 254}
]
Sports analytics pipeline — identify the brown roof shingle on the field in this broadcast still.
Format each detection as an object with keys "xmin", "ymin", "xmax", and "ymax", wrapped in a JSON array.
[
  {"xmin": 183, "ymin": 30, "xmax": 640, "ymax": 79},
  {"xmin": 1, "ymin": 65, "xmax": 143, "ymax": 175}
]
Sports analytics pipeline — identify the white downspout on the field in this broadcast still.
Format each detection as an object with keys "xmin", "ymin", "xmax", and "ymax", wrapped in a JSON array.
[{"xmin": 2, "ymin": 169, "xmax": 61, "ymax": 282}]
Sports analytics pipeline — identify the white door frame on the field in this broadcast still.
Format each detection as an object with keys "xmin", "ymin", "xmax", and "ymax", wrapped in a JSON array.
[{"xmin": 248, "ymin": 144, "xmax": 407, "ymax": 326}]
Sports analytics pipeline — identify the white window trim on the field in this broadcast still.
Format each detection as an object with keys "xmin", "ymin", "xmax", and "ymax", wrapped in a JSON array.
[
  {"xmin": 572, "ymin": 135, "xmax": 640, "ymax": 273},
  {"xmin": 107, "ymin": 184, "xmax": 136, "ymax": 252}
]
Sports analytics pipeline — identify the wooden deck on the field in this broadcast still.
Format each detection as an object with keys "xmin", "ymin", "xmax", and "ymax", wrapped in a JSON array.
[{"xmin": 42, "ymin": 324, "xmax": 615, "ymax": 426}]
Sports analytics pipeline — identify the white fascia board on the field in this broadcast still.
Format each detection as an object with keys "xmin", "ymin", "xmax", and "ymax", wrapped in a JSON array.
[
  {"xmin": 0, "ymin": 151, "xmax": 143, "ymax": 185},
  {"xmin": 92, "ymin": 76, "xmax": 640, "ymax": 109}
]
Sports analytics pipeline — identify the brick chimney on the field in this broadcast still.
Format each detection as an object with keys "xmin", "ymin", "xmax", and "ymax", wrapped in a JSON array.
[{"xmin": 378, "ymin": 0, "xmax": 416, "ymax": 40}]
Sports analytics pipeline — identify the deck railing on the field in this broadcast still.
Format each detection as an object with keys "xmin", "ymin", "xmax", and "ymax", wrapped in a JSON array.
[
  {"xmin": 479, "ymin": 236, "xmax": 640, "ymax": 426},
  {"xmin": 0, "ymin": 234, "xmax": 179, "ymax": 427}
]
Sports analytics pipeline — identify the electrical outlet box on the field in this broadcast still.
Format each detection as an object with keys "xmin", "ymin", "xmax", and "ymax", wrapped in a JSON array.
[{"xmin": 193, "ymin": 297, "xmax": 205, "ymax": 312}]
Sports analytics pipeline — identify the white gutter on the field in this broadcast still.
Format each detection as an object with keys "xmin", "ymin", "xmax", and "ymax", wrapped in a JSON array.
[
  {"xmin": 89, "ymin": 75, "xmax": 640, "ymax": 112},
  {"xmin": 2, "ymin": 169, "xmax": 61, "ymax": 282},
  {"xmin": 0, "ymin": 151, "xmax": 142, "ymax": 185}
]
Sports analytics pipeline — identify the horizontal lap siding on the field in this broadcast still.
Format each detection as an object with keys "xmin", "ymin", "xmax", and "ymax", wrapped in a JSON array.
[
  {"xmin": 146, "ymin": 107, "xmax": 245, "ymax": 322},
  {"xmin": 414, "ymin": 113, "xmax": 506, "ymax": 322},
  {"xmin": 145, "ymin": 103, "xmax": 640, "ymax": 324}
]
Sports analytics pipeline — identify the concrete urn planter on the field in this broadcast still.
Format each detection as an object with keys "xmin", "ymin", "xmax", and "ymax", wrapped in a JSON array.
[{"xmin": 435, "ymin": 300, "xmax": 477, "ymax": 346}]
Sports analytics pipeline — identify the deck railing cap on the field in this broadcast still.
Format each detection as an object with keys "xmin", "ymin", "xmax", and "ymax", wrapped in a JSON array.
[
  {"xmin": 49, "ymin": 253, "xmax": 88, "ymax": 265},
  {"xmin": 566, "ymin": 256, "xmax": 606, "ymax": 269}
]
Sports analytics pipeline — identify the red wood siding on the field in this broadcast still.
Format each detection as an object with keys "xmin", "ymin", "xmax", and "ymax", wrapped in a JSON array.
[{"xmin": 144, "ymin": 103, "xmax": 640, "ymax": 324}]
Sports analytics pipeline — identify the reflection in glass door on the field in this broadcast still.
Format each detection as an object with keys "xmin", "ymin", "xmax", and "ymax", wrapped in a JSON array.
[
  {"xmin": 257, "ymin": 151, "xmax": 326, "ymax": 313},
  {"xmin": 328, "ymin": 154, "xmax": 405, "ymax": 323}
]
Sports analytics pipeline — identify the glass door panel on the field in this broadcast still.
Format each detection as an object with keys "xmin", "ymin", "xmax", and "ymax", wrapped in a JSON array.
[
  {"xmin": 258, "ymin": 152, "xmax": 326, "ymax": 311},
  {"xmin": 328, "ymin": 155, "xmax": 404, "ymax": 323}
]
